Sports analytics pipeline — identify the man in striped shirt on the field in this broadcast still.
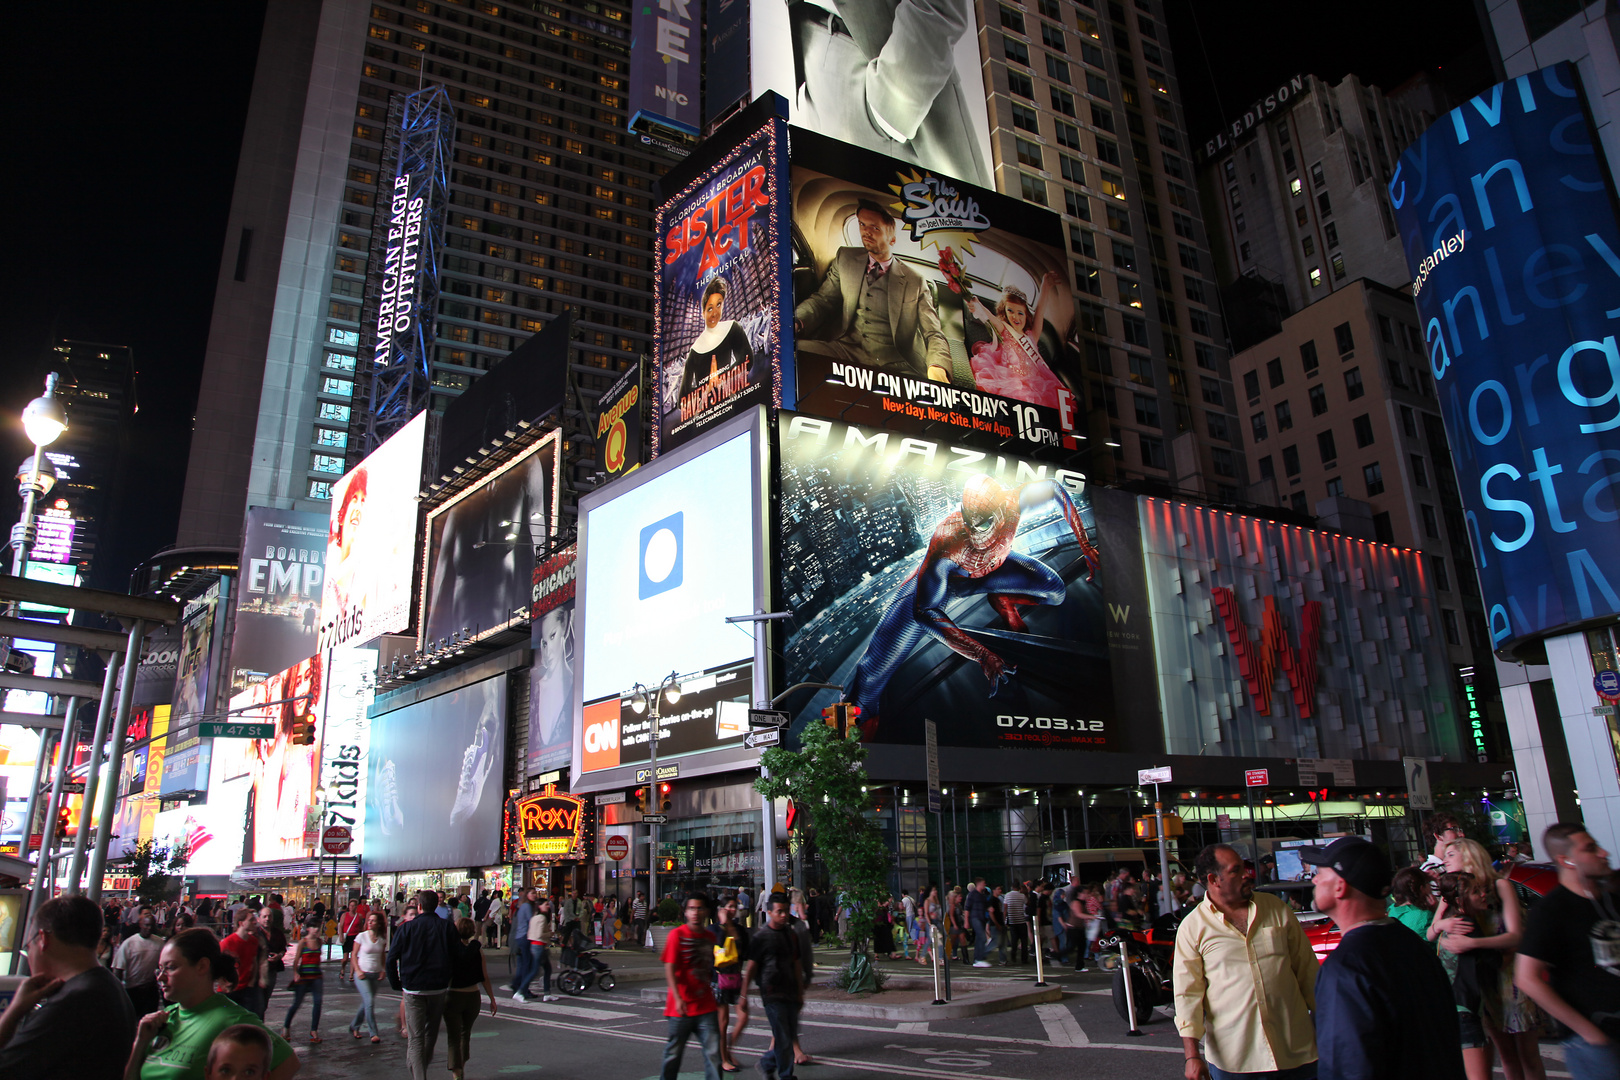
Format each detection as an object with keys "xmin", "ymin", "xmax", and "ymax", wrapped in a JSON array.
[
  {"xmin": 630, "ymin": 892, "xmax": 649, "ymax": 949},
  {"xmin": 1002, "ymin": 885, "xmax": 1029, "ymax": 965}
]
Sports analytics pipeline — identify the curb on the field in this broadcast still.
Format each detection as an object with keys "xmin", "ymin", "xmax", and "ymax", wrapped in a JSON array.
[{"xmin": 637, "ymin": 980, "xmax": 1063, "ymax": 1021}]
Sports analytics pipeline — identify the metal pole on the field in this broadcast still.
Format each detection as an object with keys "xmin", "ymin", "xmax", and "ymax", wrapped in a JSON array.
[
  {"xmin": 15, "ymin": 712, "xmax": 57, "ymax": 882},
  {"xmin": 9, "ymin": 444, "xmax": 45, "ymax": 578},
  {"xmin": 1120, "ymin": 935, "xmax": 1144, "ymax": 1036},
  {"xmin": 755, "ymin": 627, "xmax": 777, "ymax": 900},
  {"xmin": 88, "ymin": 619, "xmax": 146, "ymax": 900},
  {"xmin": 1247, "ymin": 784, "xmax": 1261, "ymax": 872},
  {"xmin": 930, "ymin": 923, "xmax": 945, "ymax": 1004},
  {"xmin": 14, "ymin": 724, "xmax": 63, "ymax": 974},
  {"xmin": 66, "ymin": 652, "xmax": 123, "ymax": 887},
  {"xmin": 1153, "ymin": 783, "xmax": 1172, "ymax": 916},
  {"xmin": 1032, "ymin": 910, "xmax": 1048, "ymax": 986},
  {"xmin": 648, "ymin": 709, "xmax": 658, "ymax": 916}
]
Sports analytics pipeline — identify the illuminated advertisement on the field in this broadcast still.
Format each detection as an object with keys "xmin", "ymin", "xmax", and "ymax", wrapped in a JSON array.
[
  {"xmin": 749, "ymin": 0, "xmax": 994, "ymax": 187},
  {"xmin": 20, "ymin": 560, "xmax": 75, "ymax": 614},
  {"xmin": 233, "ymin": 508, "xmax": 327, "ymax": 690},
  {"xmin": 366, "ymin": 674, "xmax": 506, "ymax": 871},
  {"xmin": 317, "ymin": 647, "xmax": 375, "ymax": 854},
  {"xmin": 595, "ymin": 360, "xmax": 644, "ymax": 484},
  {"xmin": 780, "ymin": 413, "xmax": 1122, "ymax": 749},
  {"xmin": 1389, "ymin": 61, "xmax": 1620, "ymax": 657},
  {"xmin": 654, "ymin": 110, "xmax": 792, "ymax": 454},
  {"xmin": 319, "ymin": 411, "xmax": 427, "ymax": 650},
  {"xmin": 629, "ymin": 0, "xmax": 699, "ymax": 137},
  {"xmin": 576, "ymin": 408, "xmax": 768, "ymax": 775},
  {"xmin": 791, "ymin": 131, "xmax": 1082, "ymax": 451},
  {"xmin": 151, "ymin": 731, "xmax": 250, "ymax": 877},
  {"xmin": 172, "ymin": 581, "xmax": 224, "ymax": 724},
  {"xmin": 32, "ymin": 506, "xmax": 74, "ymax": 564},
  {"xmin": 529, "ymin": 547, "xmax": 577, "ymax": 776},
  {"xmin": 134, "ymin": 624, "xmax": 180, "ymax": 708},
  {"xmin": 225, "ymin": 654, "xmax": 324, "ymax": 861},
  {"xmin": 1139, "ymin": 497, "xmax": 1463, "ymax": 761},
  {"xmin": 504, "ymin": 786, "xmax": 591, "ymax": 861},
  {"xmin": 421, "ymin": 431, "xmax": 560, "ymax": 648}
]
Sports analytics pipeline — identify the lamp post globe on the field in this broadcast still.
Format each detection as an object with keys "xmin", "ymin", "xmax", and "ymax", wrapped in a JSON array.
[{"xmin": 20, "ymin": 393, "xmax": 66, "ymax": 448}]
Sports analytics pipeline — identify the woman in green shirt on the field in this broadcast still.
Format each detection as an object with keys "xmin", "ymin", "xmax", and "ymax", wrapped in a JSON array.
[
  {"xmin": 124, "ymin": 928, "xmax": 300, "ymax": 1080},
  {"xmin": 1386, "ymin": 865, "xmax": 1437, "ymax": 938}
]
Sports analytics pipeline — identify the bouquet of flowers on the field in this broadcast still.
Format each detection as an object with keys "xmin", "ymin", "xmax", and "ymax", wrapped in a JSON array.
[{"xmin": 937, "ymin": 247, "xmax": 968, "ymax": 294}]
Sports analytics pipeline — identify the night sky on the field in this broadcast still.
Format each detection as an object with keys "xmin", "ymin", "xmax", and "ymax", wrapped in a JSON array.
[{"xmin": 0, "ymin": 1, "xmax": 1486, "ymax": 592}]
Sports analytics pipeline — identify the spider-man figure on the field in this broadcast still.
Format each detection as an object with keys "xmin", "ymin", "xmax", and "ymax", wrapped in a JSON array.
[{"xmin": 847, "ymin": 474, "xmax": 1101, "ymax": 740}]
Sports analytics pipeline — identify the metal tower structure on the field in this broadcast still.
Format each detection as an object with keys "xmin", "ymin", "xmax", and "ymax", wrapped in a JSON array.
[{"xmin": 353, "ymin": 84, "xmax": 455, "ymax": 461}]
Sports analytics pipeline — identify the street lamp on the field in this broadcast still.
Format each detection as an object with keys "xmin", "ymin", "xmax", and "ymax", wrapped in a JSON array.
[
  {"xmin": 12, "ymin": 373, "xmax": 65, "ymax": 577},
  {"xmin": 313, "ymin": 784, "xmax": 339, "ymax": 956},
  {"xmin": 629, "ymin": 671, "xmax": 681, "ymax": 908}
]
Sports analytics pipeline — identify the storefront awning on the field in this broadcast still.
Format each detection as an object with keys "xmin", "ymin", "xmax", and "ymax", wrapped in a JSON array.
[{"xmin": 230, "ymin": 857, "xmax": 361, "ymax": 882}]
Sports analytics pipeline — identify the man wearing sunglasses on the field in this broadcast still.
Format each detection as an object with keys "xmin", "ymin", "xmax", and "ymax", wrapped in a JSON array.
[{"xmin": 0, "ymin": 894, "xmax": 137, "ymax": 1078}]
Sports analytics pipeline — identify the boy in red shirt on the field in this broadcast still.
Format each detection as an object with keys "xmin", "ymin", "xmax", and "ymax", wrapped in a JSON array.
[
  {"xmin": 660, "ymin": 892, "xmax": 722, "ymax": 1080},
  {"xmin": 219, "ymin": 909, "xmax": 266, "ymax": 1017}
]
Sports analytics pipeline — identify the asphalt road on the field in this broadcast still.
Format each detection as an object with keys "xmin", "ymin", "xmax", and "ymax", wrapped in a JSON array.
[{"xmin": 276, "ymin": 967, "xmax": 1194, "ymax": 1079}]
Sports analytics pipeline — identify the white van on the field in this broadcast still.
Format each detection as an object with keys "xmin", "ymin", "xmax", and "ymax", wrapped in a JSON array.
[{"xmin": 1040, "ymin": 848, "xmax": 1153, "ymax": 888}]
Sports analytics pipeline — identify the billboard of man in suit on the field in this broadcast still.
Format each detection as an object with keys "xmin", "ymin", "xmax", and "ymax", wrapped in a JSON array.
[
  {"xmin": 793, "ymin": 199, "xmax": 951, "ymax": 382},
  {"xmin": 758, "ymin": 0, "xmax": 993, "ymax": 187}
]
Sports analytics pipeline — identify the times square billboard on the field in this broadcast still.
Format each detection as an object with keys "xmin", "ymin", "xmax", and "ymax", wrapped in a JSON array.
[{"xmin": 1390, "ymin": 62, "xmax": 1620, "ymax": 657}]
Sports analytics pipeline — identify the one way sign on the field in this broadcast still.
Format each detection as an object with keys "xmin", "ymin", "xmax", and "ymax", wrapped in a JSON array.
[{"xmin": 744, "ymin": 728, "xmax": 781, "ymax": 749}]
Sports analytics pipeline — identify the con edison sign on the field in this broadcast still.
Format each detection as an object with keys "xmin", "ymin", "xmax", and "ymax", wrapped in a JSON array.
[{"xmin": 1390, "ymin": 62, "xmax": 1620, "ymax": 658}]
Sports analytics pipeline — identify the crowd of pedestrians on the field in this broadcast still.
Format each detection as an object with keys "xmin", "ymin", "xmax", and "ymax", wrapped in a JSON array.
[{"xmin": 1170, "ymin": 817, "xmax": 1620, "ymax": 1080}]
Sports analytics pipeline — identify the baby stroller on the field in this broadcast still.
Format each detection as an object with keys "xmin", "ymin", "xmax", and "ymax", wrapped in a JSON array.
[{"xmin": 557, "ymin": 919, "xmax": 616, "ymax": 995}]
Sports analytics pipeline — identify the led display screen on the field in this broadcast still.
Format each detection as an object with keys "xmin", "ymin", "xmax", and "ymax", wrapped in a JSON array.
[
  {"xmin": 576, "ymin": 408, "xmax": 766, "ymax": 774},
  {"xmin": 529, "ymin": 547, "xmax": 577, "ymax": 776},
  {"xmin": 234, "ymin": 507, "xmax": 327, "ymax": 690},
  {"xmin": 228, "ymin": 654, "xmax": 324, "ymax": 861},
  {"xmin": 1390, "ymin": 62, "xmax": 1620, "ymax": 656},
  {"xmin": 319, "ymin": 411, "xmax": 426, "ymax": 649},
  {"xmin": 420, "ymin": 431, "xmax": 559, "ymax": 648},
  {"xmin": 365, "ymin": 673, "xmax": 507, "ymax": 871},
  {"xmin": 779, "ymin": 413, "xmax": 1117, "ymax": 748}
]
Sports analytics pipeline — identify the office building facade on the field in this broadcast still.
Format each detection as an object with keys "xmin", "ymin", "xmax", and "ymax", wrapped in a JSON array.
[
  {"xmin": 178, "ymin": 0, "xmax": 661, "ymax": 550},
  {"xmin": 975, "ymin": 0, "xmax": 1243, "ymax": 498}
]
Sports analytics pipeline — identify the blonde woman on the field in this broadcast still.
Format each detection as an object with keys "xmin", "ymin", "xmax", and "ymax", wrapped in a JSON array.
[{"xmin": 1433, "ymin": 838, "xmax": 1546, "ymax": 1080}]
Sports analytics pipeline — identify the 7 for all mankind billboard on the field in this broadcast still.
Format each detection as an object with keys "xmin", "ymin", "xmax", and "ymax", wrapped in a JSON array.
[{"xmin": 1391, "ymin": 62, "xmax": 1620, "ymax": 657}]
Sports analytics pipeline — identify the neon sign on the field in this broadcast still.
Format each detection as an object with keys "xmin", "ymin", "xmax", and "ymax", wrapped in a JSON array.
[{"xmin": 505, "ymin": 785, "xmax": 590, "ymax": 861}]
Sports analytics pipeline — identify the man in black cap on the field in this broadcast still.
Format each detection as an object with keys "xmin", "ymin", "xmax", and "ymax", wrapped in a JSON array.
[{"xmin": 1302, "ymin": 837, "xmax": 1465, "ymax": 1080}]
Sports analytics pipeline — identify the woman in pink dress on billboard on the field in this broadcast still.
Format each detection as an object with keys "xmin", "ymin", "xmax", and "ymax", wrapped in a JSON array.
[{"xmin": 964, "ymin": 271, "xmax": 1067, "ymax": 410}]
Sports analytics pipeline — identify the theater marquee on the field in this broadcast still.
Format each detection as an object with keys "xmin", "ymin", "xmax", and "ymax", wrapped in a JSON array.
[{"xmin": 505, "ymin": 786, "xmax": 591, "ymax": 861}]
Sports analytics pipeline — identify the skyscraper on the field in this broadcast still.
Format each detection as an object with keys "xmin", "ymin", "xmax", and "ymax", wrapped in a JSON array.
[
  {"xmin": 974, "ymin": 0, "xmax": 1242, "ymax": 498},
  {"xmin": 177, "ymin": 0, "xmax": 662, "ymax": 549}
]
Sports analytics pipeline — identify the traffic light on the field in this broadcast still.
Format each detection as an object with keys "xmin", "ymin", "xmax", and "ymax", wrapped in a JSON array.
[
  {"xmin": 820, "ymin": 702, "xmax": 862, "ymax": 738},
  {"xmin": 659, "ymin": 857, "xmax": 676, "ymax": 872},
  {"xmin": 632, "ymin": 787, "xmax": 647, "ymax": 814},
  {"xmin": 658, "ymin": 782, "xmax": 672, "ymax": 813},
  {"xmin": 1133, "ymin": 813, "xmax": 1185, "ymax": 840},
  {"xmin": 289, "ymin": 715, "xmax": 316, "ymax": 746},
  {"xmin": 56, "ymin": 807, "xmax": 71, "ymax": 841}
]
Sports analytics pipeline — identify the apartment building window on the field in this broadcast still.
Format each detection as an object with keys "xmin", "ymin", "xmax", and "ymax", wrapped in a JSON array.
[
  {"xmin": 1432, "ymin": 555, "xmax": 1450, "ymax": 592},
  {"xmin": 328, "ymin": 327, "xmax": 359, "ymax": 348},
  {"xmin": 1178, "ymin": 243, "xmax": 1200, "ymax": 272},
  {"xmin": 1325, "ymin": 476, "xmax": 1344, "ymax": 497},
  {"xmin": 324, "ymin": 351, "xmax": 356, "ymax": 372},
  {"xmin": 1195, "ymin": 341, "xmax": 1217, "ymax": 371},
  {"xmin": 318, "ymin": 402, "xmax": 351, "ymax": 422},
  {"xmin": 1095, "ymin": 137, "xmax": 1122, "ymax": 166},
  {"xmin": 1065, "ymin": 189, "xmax": 1091, "ymax": 220},
  {"xmin": 1134, "ymin": 393, "xmax": 1161, "ymax": 427},
  {"xmin": 1075, "ymin": 263, "xmax": 1102, "ymax": 295},
  {"xmin": 1283, "ymin": 444, "xmax": 1301, "ymax": 476},
  {"xmin": 1229, "ymin": 185, "xmax": 1242, "ymax": 208},
  {"xmin": 1081, "ymin": 39, "xmax": 1106, "ymax": 69},
  {"xmin": 1251, "ymin": 412, "xmax": 1268, "ymax": 442},
  {"xmin": 1318, "ymin": 191, "xmax": 1333, "ymax": 216},
  {"xmin": 1060, "ymin": 154, "xmax": 1085, "ymax": 183},
  {"xmin": 1004, "ymin": 36, "xmax": 1031, "ymax": 65},
  {"xmin": 1442, "ymin": 609, "xmax": 1461, "ymax": 646},
  {"xmin": 1318, "ymin": 429, "xmax": 1337, "ymax": 464},
  {"xmin": 1309, "ymin": 384, "xmax": 1327, "ymax": 416},
  {"xmin": 1113, "ymin": 240, "xmax": 1137, "ymax": 272},
  {"xmin": 1275, "ymin": 400, "xmax": 1293, "ymax": 430},
  {"xmin": 309, "ymin": 481, "xmax": 332, "ymax": 500},
  {"xmin": 1020, "ymin": 174, "xmax": 1048, "ymax": 205},
  {"xmin": 1009, "ymin": 69, "xmax": 1036, "ymax": 98},
  {"xmin": 1016, "ymin": 137, "xmax": 1044, "ymax": 168},
  {"xmin": 1364, "ymin": 461, "xmax": 1384, "ymax": 495},
  {"xmin": 1123, "ymin": 316, "xmax": 1149, "ymax": 348},
  {"xmin": 1042, "ymin": 21, "xmax": 1066, "ymax": 50},
  {"xmin": 1325, "ymin": 222, "xmax": 1339, "ymax": 248},
  {"xmin": 1213, "ymin": 447, "xmax": 1237, "ymax": 476},
  {"xmin": 1086, "ymin": 73, "xmax": 1111, "ymax": 101},
  {"xmin": 1106, "ymin": 204, "xmax": 1132, "ymax": 232},
  {"xmin": 1069, "ymin": 225, "xmax": 1097, "ymax": 257},
  {"xmin": 1156, "ymin": 123, "xmax": 1179, "ymax": 150},
  {"xmin": 1290, "ymin": 492, "xmax": 1309, "ymax": 513},
  {"xmin": 1038, "ymin": 0, "xmax": 1060, "ymax": 18},
  {"xmin": 1378, "ymin": 314, "xmax": 1394, "ymax": 343},
  {"xmin": 1208, "ymin": 413, "xmax": 1234, "ymax": 443},
  {"xmin": 1258, "ymin": 455, "xmax": 1275, "ymax": 480},
  {"xmin": 1046, "ymin": 54, "xmax": 1071, "ymax": 83},
  {"xmin": 1200, "ymin": 376, "xmax": 1224, "ymax": 406},
  {"xmin": 1410, "ymin": 453, "xmax": 1429, "ymax": 487},
  {"xmin": 1012, "ymin": 103, "xmax": 1041, "ymax": 132},
  {"xmin": 1051, "ymin": 87, "xmax": 1078, "ymax": 116},
  {"xmin": 1400, "ymin": 405, "xmax": 1419, "ymax": 438},
  {"xmin": 1266, "ymin": 357, "xmax": 1284, "ymax": 388},
  {"xmin": 321, "ymin": 377, "xmax": 354, "ymax": 397},
  {"xmin": 1311, "ymin": 161, "xmax": 1326, "ymax": 186},
  {"xmin": 1344, "ymin": 366, "xmax": 1365, "ymax": 399},
  {"xmin": 1243, "ymin": 370, "xmax": 1261, "ymax": 403},
  {"xmin": 1353, "ymin": 414, "xmax": 1374, "ymax": 447},
  {"xmin": 1140, "ymin": 435, "xmax": 1168, "ymax": 470},
  {"xmin": 315, "ymin": 428, "xmax": 348, "ymax": 449},
  {"xmin": 1189, "ymin": 309, "xmax": 1211, "ymax": 336},
  {"xmin": 1299, "ymin": 339, "xmax": 1319, "ymax": 375},
  {"xmin": 1055, "ymin": 119, "xmax": 1081, "ymax": 149},
  {"xmin": 1186, "ymin": 277, "xmax": 1208, "ymax": 304},
  {"xmin": 1332, "ymin": 253, "xmax": 1347, "ymax": 279},
  {"xmin": 1138, "ymin": 14, "xmax": 1157, "ymax": 38},
  {"xmin": 1000, "ymin": 4, "xmax": 1025, "ymax": 33},
  {"xmin": 1422, "ymin": 503, "xmax": 1440, "ymax": 538},
  {"xmin": 1172, "ymin": 211, "xmax": 1195, "ymax": 239},
  {"xmin": 1302, "ymin": 236, "xmax": 1315, "ymax": 257},
  {"xmin": 312, "ymin": 454, "xmax": 346, "ymax": 475},
  {"xmin": 1309, "ymin": 267, "xmax": 1323, "ymax": 286}
]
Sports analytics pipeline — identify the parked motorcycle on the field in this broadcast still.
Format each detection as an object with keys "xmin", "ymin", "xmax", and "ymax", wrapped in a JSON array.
[{"xmin": 1098, "ymin": 907, "xmax": 1189, "ymax": 1023}]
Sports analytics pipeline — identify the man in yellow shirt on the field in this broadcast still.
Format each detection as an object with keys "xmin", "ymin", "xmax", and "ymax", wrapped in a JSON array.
[{"xmin": 1173, "ymin": 844, "xmax": 1318, "ymax": 1080}]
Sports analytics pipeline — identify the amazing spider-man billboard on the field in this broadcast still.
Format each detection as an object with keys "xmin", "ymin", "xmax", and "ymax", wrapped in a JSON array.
[{"xmin": 778, "ymin": 413, "xmax": 1151, "ymax": 749}]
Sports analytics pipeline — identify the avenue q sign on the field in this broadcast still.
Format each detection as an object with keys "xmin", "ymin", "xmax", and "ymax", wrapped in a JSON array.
[{"xmin": 505, "ymin": 787, "xmax": 591, "ymax": 861}]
